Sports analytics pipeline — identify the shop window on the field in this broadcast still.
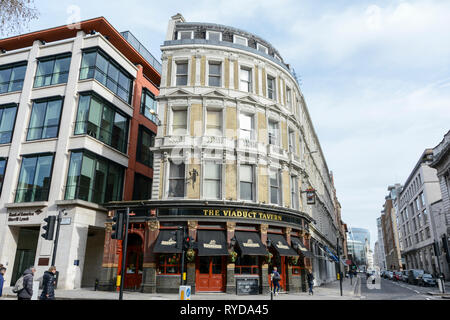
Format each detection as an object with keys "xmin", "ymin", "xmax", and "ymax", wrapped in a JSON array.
[
  {"xmin": 74, "ymin": 93, "xmax": 129, "ymax": 153},
  {"xmin": 34, "ymin": 53, "xmax": 71, "ymax": 88},
  {"xmin": 157, "ymin": 254, "xmax": 181, "ymax": 274},
  {"xmin": 79, "ymin": 48, "xmax": 133, "ymax": 103},
  {"xmin": 27, "ymin": 97, "xmax": 63, "ymax": 141},
  {"xmin": 234, "ymin": 255, "xmax": 259, "ymax": 275},
  {"xmin": 0, "ymin": 61, "xmax": 27, "ymax": 94}
]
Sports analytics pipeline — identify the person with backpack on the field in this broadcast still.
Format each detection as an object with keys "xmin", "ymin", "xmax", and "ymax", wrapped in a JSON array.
[
  {"xmin": 307, "ymin": 268, "xmax": 315, "ymax": 295},
  {"xmin": 15, "ymin": 267, "xmax": 35, "ymax": 300},
  {"xmin": 0, "ymin": 267, "xmax": 6, "ymax": 297},
  {"xmin": 40, "ymin": 266, "xmax": 56, "ymax": 300},
  {"xmin": 271, "ymin": 266, "xmax": 281, "ymax": 296}
]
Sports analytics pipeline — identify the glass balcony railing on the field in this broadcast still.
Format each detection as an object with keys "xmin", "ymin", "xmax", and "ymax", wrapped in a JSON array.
[{"xmin": 120, "ymin": 31, "xmax": 162, "ymax": 74}]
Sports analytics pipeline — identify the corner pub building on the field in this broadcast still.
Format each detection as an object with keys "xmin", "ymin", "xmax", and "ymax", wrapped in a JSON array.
[{"xmin": 102, "ymin": 14, "xmax": 343, "ymax": 295}]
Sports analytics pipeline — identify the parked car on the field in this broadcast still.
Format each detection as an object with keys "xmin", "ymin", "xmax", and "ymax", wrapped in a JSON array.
[
  {"xmin": 408, "ymin": 269, "xmax": 425, "ymax": 285},
  {"xmin": 387, "ymin": 271, "xmax": 394, "ymax": 280},
  {"xmin": 418, "ymin": 273, "xmax": 437, "ymax": 287},
  {"xmin": 393, "ymin": 271, "xmax": 402, "ymax": 281},
  {"xmin": 401, "ymin": 270, "xmax": 409, "ymax": 282}
]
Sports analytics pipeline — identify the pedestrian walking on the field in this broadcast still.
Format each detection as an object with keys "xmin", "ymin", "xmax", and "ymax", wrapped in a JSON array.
[
  {"xmin": 271, "ymin": 267, "xmax": 281, "ymax": 296},
  {"xmin": 307, "ymin": 268, "xmax": 314, "ymax": 295},
  {"xmin": 40, "ymin": 266, "xmax": 57, "ymax": 300},
  {"xmin": 0, "ymin": 266, "xmax": 6, "ymax": 297},
  {"xmin": 15, "ymin": 267, "xmax": 36, "ymax": 300}
]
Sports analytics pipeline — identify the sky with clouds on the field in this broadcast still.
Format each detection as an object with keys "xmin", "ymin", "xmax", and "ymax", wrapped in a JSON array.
[{"xmin": 24, "ymin": 0, "xmax": 450, "ymax": 247}]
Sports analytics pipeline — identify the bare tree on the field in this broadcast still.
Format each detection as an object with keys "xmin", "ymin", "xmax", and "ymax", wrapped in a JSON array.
[{"xmin": 0, "ymin": 0, "xmax": 39, "ymax": 37}]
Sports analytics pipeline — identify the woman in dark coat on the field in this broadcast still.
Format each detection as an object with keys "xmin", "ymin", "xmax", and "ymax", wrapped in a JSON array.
[
  {"xmin": 40, "ymin": 266, "xmax": 56, "ymax": 300},
  {"xmin": 17, "ymin": 267, "xmax": 35, "ymax": 300},
  {"xmin": 307, "ymin": 268, "xmax": 315, "ymax": 295}
]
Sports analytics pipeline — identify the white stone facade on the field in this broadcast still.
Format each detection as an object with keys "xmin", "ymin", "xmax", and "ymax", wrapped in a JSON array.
[{"xmin": 0, "ymin": 31, "xmax": 139, "ymax": 289}]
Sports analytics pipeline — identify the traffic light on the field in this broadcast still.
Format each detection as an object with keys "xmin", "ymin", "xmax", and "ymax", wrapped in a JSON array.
[
  {"xmin": 111, "ymin": 210, "xmax": 124, "ymax": 240},
  {"xmin": 183, "ymin": 235, "xmax": 191, "ymax": 250},
  {"xmin": 41, "ymin": 216, "xmax": 56, "ymax": 240},
  {"xmin": 433, "ymin": 241, "xmax": 441, "ymax": 256},
  {"xmin": 173, "ymin": 229, "xmax": 183, "ymax": 250}
]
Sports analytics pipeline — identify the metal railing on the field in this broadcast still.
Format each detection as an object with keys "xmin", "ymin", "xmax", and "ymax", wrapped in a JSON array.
[
  {"xmin": 79, "ymin": 66, "xmax": 131, "ymax": 103},
  {"xmin": 0, "ymin": 79, "xmax": 24, "ymax": 94},
  {"xmin": 120, "ymin": 31, "xmax": 162, "ymax": 74},
  {"xmin": 33, "ymin": 71, "xmax": 69, "ymax": 88}
]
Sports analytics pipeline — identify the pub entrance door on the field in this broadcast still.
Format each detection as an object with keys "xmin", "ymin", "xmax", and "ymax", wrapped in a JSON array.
[
  {"xmin": 196, "ymin": 256, "xmax": 226, "ymax": 292},
  {"xmin": 124, "ymin": 234, "xmax": 143, "ymax": 290},
  {"xmin": 268, "ymin": 248, "xmax": 287, "ymax": 291}
]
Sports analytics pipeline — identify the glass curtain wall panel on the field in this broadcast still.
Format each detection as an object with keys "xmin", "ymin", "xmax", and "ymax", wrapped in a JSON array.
[
  {"xmin": 34, "ymin": 54, "xmax": 71, "ymax": 87},
  {"xmin": 0, "ymin": 62, "xmax": 27, "ymax": 94},
  {"xmin": 74, "ymin": 93, "xmax": 129, "ymax": 153},
  {"xmin": 79, "ymin": 49, "xmax": 133, "ymax": 103},
  {"xmin": 15, "ymin": 154, "xmax": 54, "ymax": 202},
  {"xmin": 0, "ymin": 104, "xmax": 17, "ymax": 144},
  {"xmin": 65, "ymin": 150, "xmax": 124, "ymax": 203}
]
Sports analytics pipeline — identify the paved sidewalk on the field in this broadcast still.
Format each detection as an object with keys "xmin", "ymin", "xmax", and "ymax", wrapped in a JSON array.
[{"xmin": 1, "ymin": 278, "xmax": 359, "ymax": 300}]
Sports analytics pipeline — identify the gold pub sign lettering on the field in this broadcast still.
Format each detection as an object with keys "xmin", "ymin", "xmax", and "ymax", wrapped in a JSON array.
[{"xmin": 202, "ymin": 209, "xmax": 282, "ymax": 222}]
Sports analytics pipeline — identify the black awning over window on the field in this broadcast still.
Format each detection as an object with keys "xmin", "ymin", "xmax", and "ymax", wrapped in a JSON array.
[
  {"xmin": 153, "ymin": 230, "xmax": 182, "ymax": 253},
  {"xmin": 197, "ymin": 230, "xmax": 229, "ymax": 256},
  {"xmin": 268, "ymin": 234, "xmax": 298, "ymax": 257},
  {"xmin": 234, "ymin": 231, "xmax": 268, "ymax": 256},
  {"xmin": 291, "ymin": 237, "xmax": 314, "ymax": 258}
]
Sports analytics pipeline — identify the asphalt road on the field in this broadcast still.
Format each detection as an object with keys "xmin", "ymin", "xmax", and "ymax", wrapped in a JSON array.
[{"xmin": 358, "ymin": 275, "xmax": 442, "ymax": 300}]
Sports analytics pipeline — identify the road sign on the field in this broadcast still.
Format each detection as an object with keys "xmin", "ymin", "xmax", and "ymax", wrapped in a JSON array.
[{"xmin": 179, "ymin": 285, "xmax": 191, "ymax": 300}]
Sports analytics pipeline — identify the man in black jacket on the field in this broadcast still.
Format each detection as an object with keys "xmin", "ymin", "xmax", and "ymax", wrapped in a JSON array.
[
  {"xmin": 40, "ymin": 266, "xmax": 57, "ymax": 300},
  {"xmin": 17, "ymin": 267, "xmax": 36, "ymax": 300}
]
